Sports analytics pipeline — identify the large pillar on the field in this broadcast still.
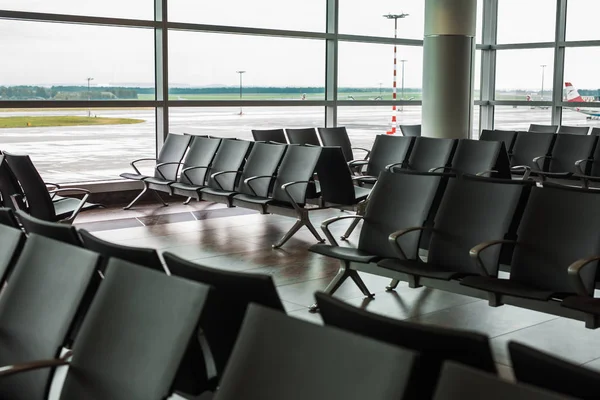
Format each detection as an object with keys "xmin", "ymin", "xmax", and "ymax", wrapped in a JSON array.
[{"xmin": 422, "ymin": 0, "xmax": 477, "ymax": 139}]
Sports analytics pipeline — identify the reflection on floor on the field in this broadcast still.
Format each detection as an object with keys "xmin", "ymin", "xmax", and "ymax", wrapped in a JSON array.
[{"xmin": 75, "ymin": 201, "xmax": 600, "ymax": 381}]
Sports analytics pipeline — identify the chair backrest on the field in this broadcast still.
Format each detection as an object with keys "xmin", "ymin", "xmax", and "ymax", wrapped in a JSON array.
[
  {"xmin": 315, "ymin": 146, "xmax": 358, "ymax": 206},
  {"xmin": 0, "ymin": 207, "xmax": 20, "ymax": 228},
  {"xmin": 79, "ymin": 229, "xmax": 165, "ymax": 273},
  {"xmin": 511, "ymin": 184, "xmax": 600, "ymax": 295},
  {"xmin": 155, "ymin": 133, "xmax": 193, "ymax": 180},
  {"xmin": 163, "ymin": 253, "xmax": 284, "ymax": 380},
  {"xmin": 179, "ymin": 136, "xmax": 222, "ymax": 186},
  {"xmin": 317, "ymin": 127, "xmax": 354, "ymax": 162},
  {"xmin": 3, "ymin": 152, "xmax": 56, "ymax": 221},
  {"xmin": 591, "ymin": 127, "xmax": 600, "ymax": 136},
  {"xmin": 433, "ymin": 362, "xmax": 572, "ymax": 400},
  {"xmin": 205, "ymin": 139, "xmax": 253, "ymax": 191},
  {"xmin": 589, "ymin": 139, "xmax": 600, "ymax": 177},
  {"xmin": 428, "ymin": 176, "xmax": 533, "ymax": 276},
  {"xmin": 450, "ymin": 139, "xmax": 511, "ymax": 178},
  {"xmin": 547, "ymin": 134, "xmax": 597, "ymax": 174},
  {"xmin": 0, "ymin": 234, "xmax": 100, "ymax": 400},
  {"xmin": 479, "ymin": 129, "xmax": 518, "ymax": 154},
  {"xmin": 316, "ymin": 292, "xmax": 495, "ymax": 399},
  {"xmin": 529, "ymin": 124, "xmax": 558, "ymax": 133},
  {"xmin": 510, "ymin": 132, "xmax": 556, "ymax": 170},
  {"xmin": 237, "ymin": 142, "xmax": 287, "ymax": 197},
  {"xmin": 557, "ymin": 125, "xmax": 590, "ymax": 135},
  {"xmin": 367, "ymin": 135, "xmax": 415, "ymax": 177},
  {"xmin": 405, "ymin": 137, "xmax": 457, "ymax": 172},
  {"xmin": 359, "ymin": 171, "xmax": 446, "ymax": 259},
  {"xmin": 251, "ymin": 128, "xmax": 287, "ymax": 144},
  {"xmin": 400, "ymin": 124, "xmax": 422, "ymax": 137},
  {"xmin": 271, "ymin": 145, "xmax": 322, "ymax": 206},
  {"xmin": 60, "ymin": 259, "xmax": 211, "ymax": 400},
  {"xmin": 285, "ymin": 127, "xmax": 320, "ymax": 146},
  {"xmin": 510, "ymin": 341, "xmax": 600, "ymax": 399},
  {"xmin": 17, "ymin": 210, "xmax": 82, "ymax": 246},
  {"xmin": 0, "ymin": 222, "xmax": 26, "ymax": 284},
  {"xmin": 213, "ymin": 304, "xmax": 420, "ymax": 400},
  {"xmin": 0, "ymin": 154, "xmax": 26, "ymax": 211}
]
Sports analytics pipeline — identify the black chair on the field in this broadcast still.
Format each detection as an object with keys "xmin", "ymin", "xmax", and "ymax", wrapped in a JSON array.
[
  {"xmin": 285, "ymin": 127, "xmax": 320, "ymax": 146},
  {"xmin": 1, "ymin": 259, "xmax": 212, "ymax": 400},
  {"xmin": 388, "ymin": 137, "xmax": 457, "ymax": 173},
  {"xmin": 0, "ymin": 154, "xmax": 26, "ymax": 211},
  {"xmin": 529, "ymin": 124, "xmax": 558, "ymax": 133},
  {"xmin": 3, "ymin": 152, "xmax": 100, "ymax": 224},
  {"xmin": 232, "ymin": 145, "xmax": 324, "ymax": 248},
  {"xmin": 308, "ymin": 171, "xmax": 447, "ymax": 310},
  {"xmin": 251, "ymin": 128, "xmax": 287, "ymax": 143},
  {"xmin": 533, "ymin": 134, "xmax": 597, "ymax": 181},
  {"xmin": 461, "ymin": 184, "xmax": 600, "ymax": 309},
  {"xmin": 430, "ymin": 139, "xmax": 511, "ymax": 178},
  {"xmin": 558, "ymin": 125, "xmax": 590, "ymax": 135},
  {"xmin": 316, "ymin": 293, "xmax": 496, "ymax": 399},
  {"xmin": 0, "ymin": 234, "xmax": 100, "ymax": 400},
  {"xmin": 349, "ymin": 135, "xmax": 415, "ymax": 184},
  {"xmin": 399, "ymin": 124, "xmax": 421, "ymax": 137},
  {"xmin": 573, "ymin": 137, "xmax": 600, "ymax": 188},
  {"xmin": 317, "ymin": 126, "xmax": 370, "ymax": 163},
  {"xmin": 79, "ymin": 229, "xmax": 166, "ymax": 273},
  {"xmin": 164, "ymin": 253, "xmax": 285, "ymax": 388},
  {"xmin": 378, "ymin": 175, "xmax": 532, "ymax": 290},
  {"xmin": 213, "ymin": 304, "xmax": 420, "ymax": 400},
  {"xmin": 433, "ymin": 362, "xmax": 571, "ymax": 400},
  {"xmin": 591, "ymin": 127, "xmax": 600, "ymax": 136},
  {"xmin": 120, "ymin": 133, "xmax": 192, "ymax": 209},
  {"xmin": 0, "ymin": 222, "xmax": 26, "ymax": 284},
  {"xmin": 16, "ymin": 210, "xmax": 82, "ymax": 246},
  {"xmin": 200, "ymin": 141, "xmax": 287, "ymax": 207},
  {"xmin": 509, "ymin": 341, "xmax": 600, "ymax": 400},
  {"xmin": 479, "ymin": 129, "xmax": 518, "ymax": 154},
  {"xmin": 509, "ymin": 132, "xmax": 556, "ymax": 178},
  {"xmin": 0, "ymin": 207, "xmax": 19, "ymax": 228},
  {"xmin": 171, "ymin": 139, "xmax": 252, "ymax": 203}
]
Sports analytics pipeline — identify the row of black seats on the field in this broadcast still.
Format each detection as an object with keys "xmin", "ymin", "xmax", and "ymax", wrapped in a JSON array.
[
  {"xmin": 0, "ymin": 208, "xmax": 588, "ymax": 399},
  {"xmin": 527, "ymin": 123, "xmax": 599, "ymax": 135},
  {"xmin": 310, "ymin": 171, "xmax": 600, "ymax": 329}
]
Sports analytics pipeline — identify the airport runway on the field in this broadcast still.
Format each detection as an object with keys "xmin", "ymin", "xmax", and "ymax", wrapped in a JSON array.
[{"xmin": 1, "ymin": 106, "xmax": 599, "ymax": 183}]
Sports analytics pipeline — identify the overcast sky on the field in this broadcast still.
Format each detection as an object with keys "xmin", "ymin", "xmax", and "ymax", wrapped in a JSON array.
[{"xmin": 1, "ymin": 0, "xmax": 599, "ymax": 90}]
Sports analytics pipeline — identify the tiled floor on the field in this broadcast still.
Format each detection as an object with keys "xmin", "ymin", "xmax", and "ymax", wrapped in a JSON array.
[{"xmin": 76, "ymin": 201, "xmax": 600, "ymax": 381}]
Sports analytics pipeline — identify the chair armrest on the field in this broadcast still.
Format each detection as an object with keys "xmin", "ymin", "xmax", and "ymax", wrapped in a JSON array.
[
  {"xmin": 533, "ymin": 155, "xmax": 550, "ymax": 172},
  {"xmin": 155, "ymin": 162, "xmax": 185, "ymax": 180},
  {"xmin": 244, "ymin": 175, "xmax": 275, "ymax": 197},
  {"xmin": 469, "ymin": 239, "xmax": 517, "ymax": 277},
  {"xmin": 351, "ymin": 147, "xmax": 371, "ymax": 160},
  {"xmin": 385, "ymin": 162, "xmax": 404, "ymax": 172},
  {"xmin": 211, "ymin": 170, "xmax": 240, "ymax": 190},
  {"xmin": 0, "ymin": 351, "xmax": 71, "ymax": 378},
  {"xmin": 49, "ymin": 188, "xmax": 91, "ymax": 224},
  {"xmin": 351, "ymin": 175, "xmax": 377, "ymax": 182},
  {"xmin": 181, "ymin": 165, "xmax": 210, "ymax": 184},
  {"xmin": 130, "ymin": 158, "xmax": 158, "ymax": 175},
  {"xmin": 348, "ymin": 160, "xmax": 369, "ymax": 168},
  {"xmin": 575, "ymin": 159, "xmax": 593, "ymax": 176},
  {"xmin": 388, "ymin": 227, "xmax": 429, "ymax": 260},
  {"xmin": 44, "ymin": 182, "xmax": 61, "ymax": 190},
  {"xmin": 568, "ymin": 256, "xmax": 600, "ymax": 296},
  {"xmin": 475, "ymin": 170, "xmax": 498, "ymax": 177},
  {"xmin": 281, "ymin": 180, "xmax": 311, "ymax": 212},
  {"xmin": 428, "ymin": 166, "xmax": 453, "ymax": 173},
  {"xmin": 320, "ymin": 215, "xmax": 365, "ymax": 247},
  {"xmin": 48, "ymin": 188, "xmax": 91, "ymax": 195},
  {"xmin": 510, "ymin": 165, "xmax": 532, "ymax": 180}
]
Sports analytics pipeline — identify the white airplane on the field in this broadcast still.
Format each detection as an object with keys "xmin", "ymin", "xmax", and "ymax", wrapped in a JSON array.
[{"xmin": 565, "ymin": 82, "xmax": 600, "ymax": 119}]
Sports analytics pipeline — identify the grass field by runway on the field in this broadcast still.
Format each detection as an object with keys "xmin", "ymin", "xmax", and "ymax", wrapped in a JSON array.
[{"xmin": 0, "ymin": 116, "xmax": 144, "ymax": 128}]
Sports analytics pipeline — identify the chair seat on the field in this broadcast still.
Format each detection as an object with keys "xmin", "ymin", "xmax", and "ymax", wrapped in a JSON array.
[
  {"xmin": 460, "ymin": 276, "xmax": 557, "ymax": 301},
  {"xmin": 309, "ymin": 244, "xmax": 380, "ymax": 264},
  {"xmin": 54, "ymin": 198, "xmax": 102, "ymax": 220},
  {"xmin": 561, "ymin": 296, "xmax": 600, "ymax": 315},
  {"xmin": 144, "ymin": 177, "xmax": 174, "ymax": 186},
  {"xmin": 200, "ymin": 187, "xmax": 237, "ymax": 199},
  {"xmin": 354, "ymin": 186, "xmax": 371, "ymax": 202},
  {"xmin": 232, "ymin": 193, "xmax": 272, "ymax": 206},
  {"xmin": 377, "ymin": 258, "xmax": 464, "ymax": 280},
  {"xmin": 170, "ymin": 182, "xmax": 204, "ymax": 192},
  {"xmin": 120, "ymin": 172, "xmax": 149, "ymax": 181}
]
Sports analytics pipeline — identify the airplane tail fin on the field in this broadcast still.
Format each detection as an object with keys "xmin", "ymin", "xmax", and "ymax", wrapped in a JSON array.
[{"xmin": 565, "ymin": 82, "xmax": 585, "ymax": 102}]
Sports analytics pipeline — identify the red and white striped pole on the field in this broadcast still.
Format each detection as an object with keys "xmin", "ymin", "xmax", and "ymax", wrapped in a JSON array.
[{"xmin": 383, "ymin": 13, "xmax": 408, "ymax": 134}]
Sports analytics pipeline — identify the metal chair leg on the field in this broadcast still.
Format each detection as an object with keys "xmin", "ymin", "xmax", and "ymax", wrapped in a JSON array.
[
  {"xmin": 385, "ymin": 279, "xmax": 401, "ymax": 291},
  {"xmin": 341, "ymin": 217, "xmax": 361, "ymax": 240},
  {"xmin": 304, "ymin": 219, "xmax": 325, "ymax": 243},
  {"xmin": 183, "ymin": 197, "xmax": 192, "ymax": 205},
  {"xmin": 123, "ymin": 185, "xmax": 149, "ymax": 210},
  {"xmin": 152, "ymin": 190, "xmax": 168, "ymax": 207},
  {"xmin": 349, "ymin": 271, "xmax": 374, "ymax": 298},
  {"xmin": 309, "ymin": 261, "xmax": 351, "ymax": 312},
  {"xmin": 272, "ymin": 219, "xmax": 304, "ymax": 249}
]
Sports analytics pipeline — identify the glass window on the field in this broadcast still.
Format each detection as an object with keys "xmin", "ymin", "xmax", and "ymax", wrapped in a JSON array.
[
  {"xmin": 0, "ymin": 20, "xmax": 155, "ymax": 98},
  {"xmin": 472, "ymin": 105, "xmax": 481, "ymax": 139},
  {"xmin": 566, "ymin": 0, "xmax": 600, "ymax": 41},
  {"xmin": 497, "ymin": 0, "xmax": 556, "ymax": 44},
  {"xmin": 168, "ymin": 0, "xmax": 325, "ymax": 32},
  {"xmin": 476, "ymin": 0, "xmax": 484, "ymax": 44},
  {"xmin": 339, "ymin": 1, "xmax": 424, "ymax": 40},
  {"xmin": 562, "ymin": 108, "xmax": 600, "ymax": 132},
  {"xmin": 0, "ymin": 0, "xmax": 153, "ymax": 20},
  {"xmin": 169, "ymin": 32, "xmax": 325, "ymax": 100},
  {"xmin": 169, "ymin": 107, "xmax": 324, "ymax": 139},
  {"xmin": 338, "ymin": 42, "xmax": 422, "ymax": 101},
  {"xmin": 564, "ymin": 47, "xmax": 600, "ymax": 105},
  {"xmin": 494, "ymin": 105, "xmax": 552, "ymax": 131},
  {"xmin": 474, "ymin": 50, "xmax": 482, "ymax": 100},
  {"xmin": 0, "ymin": 108, "xmax": 155, "ymax": 183},
  {"xmin": 495, "ymin": 49, "xmax": 554, "ymax": 101}
]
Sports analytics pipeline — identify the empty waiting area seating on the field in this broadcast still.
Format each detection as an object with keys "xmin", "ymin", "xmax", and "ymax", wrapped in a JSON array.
[
  {"xmin": 350, "ymin": 135, "xmax": 415, "ymax": 183},
  {"xmin": 251, "ymin": 128, "xmax": 287, "ymax": 143},
  {"xmin": 285, "ymin": 127, "xmax": 320, "ymax": 146},
  {"xmin": 529, "ymin": 124, "xmax": 558, "ymax": 133},
  {"xmin": 479, "ymin": 129, "xmax": 518, "ymax": 154},
  {"xmin": 16, "ymin": 209, "xmax": 83, "ymax": 246},
  {"xmin": 388, "ymin": 137, "xmax": 456, "ymax": 173},
  {"xmin": 430, "ymin": 139, "xmax": 511, "ymax": 178},
  {"xmin": 533, "ymin": 133, "xmax": 597, "ymax": 180},
  {"xmin": 509, "ymin": 131, "xmax": 556, "ymax": 177},
  {"xmin": 558, "ymin": 125, "xmax": 590, "ymax": 135},
  {"xmin": 317, "ymin": 126, "xmax": 370, "ymax": 164},
  {"xmin": 400, "ymin": 124, "xmax": 421, "ymax": 137}
]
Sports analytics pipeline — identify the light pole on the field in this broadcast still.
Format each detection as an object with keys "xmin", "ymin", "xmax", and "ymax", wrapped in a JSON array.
[
  {"xmin": 86, "ymin": 77, "xmax": 93, "ymax": 117},
  {"xmin": 540, "ymin": 64, "xmax": 547, "ymax": 101},
  {"xmin": 400, "ymin": 59, "xmax": 407, "ymax": 111},
  {"xmin": 236, "ymin": 70, "xmax": 246, "ymax": 115},
  {"xmin": 383, "ymin": 13, "xmax": 409, "ymax": 134},
  {"xmin": 379, "ymin": 82, "xmax": 382, "ymax": 97}
]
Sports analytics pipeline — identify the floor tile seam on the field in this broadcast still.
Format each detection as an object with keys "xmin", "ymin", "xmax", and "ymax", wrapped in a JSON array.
[
  {"xmin": 365, "ymin": 296, "xmax": 485, "ymax": 322},
  {"xmin": 487, "ymin": 316, "xmax": 561, "ymax": 341}
]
